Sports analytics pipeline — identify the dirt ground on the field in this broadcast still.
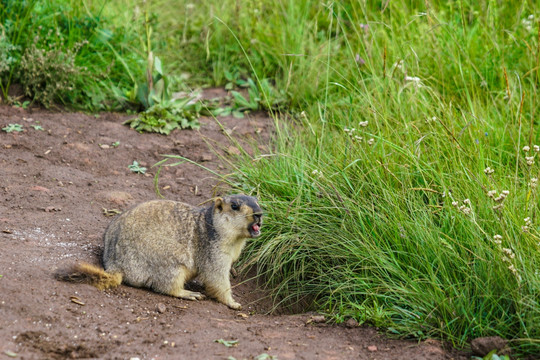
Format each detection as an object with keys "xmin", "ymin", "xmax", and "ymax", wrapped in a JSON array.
[{"xmin": 0, "ymin": 91, "xmax": 469, "ymax": 359}]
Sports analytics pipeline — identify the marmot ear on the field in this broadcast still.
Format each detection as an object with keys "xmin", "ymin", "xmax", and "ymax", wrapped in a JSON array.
[{"xmin": 214, "ymin": 197, "xmax": 224, "ymax": 212}]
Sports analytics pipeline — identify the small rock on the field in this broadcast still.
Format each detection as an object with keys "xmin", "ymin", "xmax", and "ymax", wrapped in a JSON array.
[
  {"xmin": 344, "ymin": 318, "xmax": 359, "ymax": 328},
  {"xmin": 471, "ymin": 336, "xmax": 508, "ymax": 356},
  {"xmin": 200, "ymin": 154, "xmax": 212, "ymax": 162},
  {"xmin": 367, "ymin": 345, "xmax": 378, "ymax": 352},
  {"xmin": 156, "ymin": 303, "xmax": 166, "ymax": 314},
  {"xmin": 307, "ymin": 315, "xmax": 325, "ymax": 324},
  {"xmin": 99, "ymin": 144, "xmax": 110, "ymax": 149},
  {"xmin": 100, "ymin": 191, "xmax": 134, "ymax": 206},
  {"xmin": 31, "ymin": 186, "xmax": 50, "ymax": 192}
]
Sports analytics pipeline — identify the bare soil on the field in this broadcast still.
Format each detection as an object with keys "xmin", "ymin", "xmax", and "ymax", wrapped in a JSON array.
[{"xmin": 0, "ymin": 91, "xmax": 469, "ymax": 359}]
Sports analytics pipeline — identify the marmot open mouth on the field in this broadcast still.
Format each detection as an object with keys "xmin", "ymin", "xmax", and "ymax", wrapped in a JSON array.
[{"xmin": 249, "ymin": 222, "xmax": 261, "ymax": 237}]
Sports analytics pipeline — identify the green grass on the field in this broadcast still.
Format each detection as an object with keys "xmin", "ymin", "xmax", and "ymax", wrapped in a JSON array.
[
  {"xmin": 0, "ymin": 0, "xmax": 147, "ymax": 110},
  {"xmin": 2, "ymin": 0, "xmax": 539, "ymax": 355},
  {"xmin": 150, "ymin": 0, "xmax": 539, "ymax": 355}
]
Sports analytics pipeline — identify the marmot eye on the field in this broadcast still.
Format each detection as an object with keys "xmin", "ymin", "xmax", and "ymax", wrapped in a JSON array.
[{"xmin": 231, "ymin": 203, "xmax": 240, "ymax": 211}]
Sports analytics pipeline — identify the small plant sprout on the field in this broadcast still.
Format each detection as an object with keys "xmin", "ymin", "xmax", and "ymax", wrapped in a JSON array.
[
  {"xmin": 359, "ymin": 121, "xmax": 368, "ymax": 127},
  {"xmin": 2, "ymin": 123, "xmax": 23, "ymax": 133},
  {"xmin": 214, "ymin": 339, "xmax": 239, "ymax": 348},
  {"xmin": 112, "ymin": 141, "xmax": 120, "ymax": 148},
  {"xmin": 128, "ymin": 161, "xmax": 147, "ymax": 174},
  {"xmin": 523, "ymin": 145, "xmax": 530, "ymax": 152},
  {"xmin": 484, "ymin": 167, "xmax": 495, "ymax": 175},
  {"xmin": 31, "ymin": 124, "xmax": 44, "ymax": 131}
]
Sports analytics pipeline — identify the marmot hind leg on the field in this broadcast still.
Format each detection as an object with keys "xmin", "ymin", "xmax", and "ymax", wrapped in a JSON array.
[{"xmin": 167, "ymin": 267, "xmax": 205, "ymax": 301}]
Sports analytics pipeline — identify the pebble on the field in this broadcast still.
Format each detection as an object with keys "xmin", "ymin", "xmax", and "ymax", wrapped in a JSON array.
[{"xmin": 156, "ymin": 303, "xmax": 166, "ymax": 314}]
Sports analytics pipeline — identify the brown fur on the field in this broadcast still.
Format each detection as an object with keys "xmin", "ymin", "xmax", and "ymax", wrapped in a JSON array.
[
  {"xmin": 55, "ymin": 262, "xmax": 122, "ymax": 290},
  {"xmin": 56, "ymin": 195, "xmax": 263, "ymax": 309}
]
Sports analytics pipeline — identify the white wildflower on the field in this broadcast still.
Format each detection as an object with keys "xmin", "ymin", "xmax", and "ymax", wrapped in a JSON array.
[
  {"xmin": 522, "ymin": 15, "xmax": 534, "ymax": 31},
  {"xmin": 354, "ymin": 135, "xmax": 363, "ymax": 142},
  {"xmin": 530, "ymin": 178, "xmax": 538, "ymax": 188},
  {"xmin": 534, "ymin": 145, "xmax": 540, "ymax": 152},
  {"xmin": 502, "ymin": 248, "xmax": 515, "ymax": 258},
  {"xmin": 523, "ymin": 145, "xmax": 530, "ymax": 152},
  {"xmin": 526, "ymin": 156, "xmax": 535, "ymax": 166},
  {"xmin": 487, "ymin": 190, "xmax": 497, "ymax": 198},
  {"xmin": 493, "ymin": 234, "xmax": 503, "ymax": 241},
  {"xmin": 405, "ymin": 76, "xmax": 421, "ymax": 83},
  {"xmin": 451, "ymin": 201, "xmax": 459, "ymax": 207},
  {"xmin": 484, "ymin": 167, "xmax": 495, "ymax": 175},
  {"xmin": 501, "ymin": 190, "xmax": 510, "ymax": 196},
  {"xmin": 367, "ymin": 138, "xmax": 374, "ymax": 145},
  {"xmin": 359, "ymin": 121, "xmax": 368, "ymax": 127},
  {"xmin": 463, "ymin": 199, "xmax": 471, "ymax": 205}
]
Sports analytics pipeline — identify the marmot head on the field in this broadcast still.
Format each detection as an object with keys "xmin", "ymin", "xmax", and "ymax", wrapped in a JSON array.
[{"xmin": 213, "ymin": 195, "xmax": 263, "ymax": 238}]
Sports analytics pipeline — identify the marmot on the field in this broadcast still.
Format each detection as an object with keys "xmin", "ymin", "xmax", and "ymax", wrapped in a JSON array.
[{"xmin": 57, "ymin": 195, "xmax": 263, "ymax": 310}]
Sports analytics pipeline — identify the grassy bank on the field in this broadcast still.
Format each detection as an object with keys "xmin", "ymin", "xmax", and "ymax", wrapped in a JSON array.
[{"xmin": 163, "ymin": 0, "xmax": 539, "ymax": 354}]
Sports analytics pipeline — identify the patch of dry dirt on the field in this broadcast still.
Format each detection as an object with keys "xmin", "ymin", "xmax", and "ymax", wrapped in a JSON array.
[{"xmin": 0, "ymin": 91, "xmax": 469, "ymax": 359}]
